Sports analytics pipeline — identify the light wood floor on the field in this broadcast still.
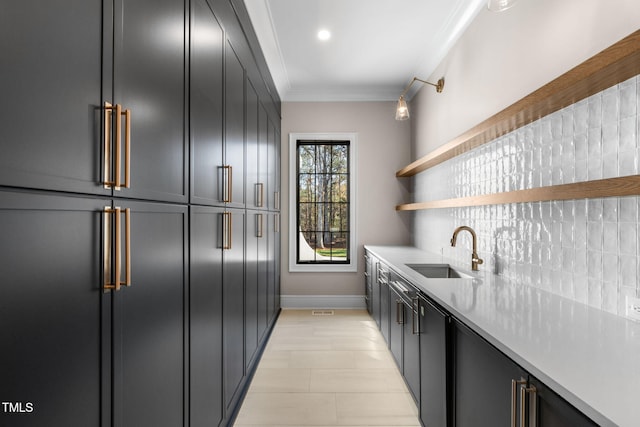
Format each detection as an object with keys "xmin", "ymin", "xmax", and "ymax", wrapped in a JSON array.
[{"xmin": 233, "ymin": 309, "xmax": 421, "ymax": 426}]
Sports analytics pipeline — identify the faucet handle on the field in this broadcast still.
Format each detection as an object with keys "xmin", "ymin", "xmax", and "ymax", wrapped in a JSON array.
[{"xmin": 471, "ymin": 253, "xmax": 483, "ymax": 271}]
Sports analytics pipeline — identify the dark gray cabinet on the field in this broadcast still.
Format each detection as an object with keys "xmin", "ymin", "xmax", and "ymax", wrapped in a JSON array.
[
  {"xmin": 2, "ymin": 1, "xmax": 281, "ymax": 426},
  {"xmin": 225, "ymin": 41, "xmax": 246, "ymax": 209},
  {"xmin": 268, "ymin": 212, "xmax": 281, "ymax": 323},
  {"xmin": 528, "ymin": 376, "xmax": 598, "ymax": 427},
  {"xmin": 112, "ymin": 200, "xmax": 188, "ymax": 427},
  {"xmin": 378, "ymin": 263, "xmax": 391, "ymax": 344},
  {"xmin": 246, "ymin": 80, "xmax": 269, "ymax": 211},
  {"xmin": 454, "ymin": 319, "xmax": 528, "ymax": 427},
  {"xmin": 112, "ymin": 0, "xmax": 188, "ymax": 203},
  {"xmin": 454, "ymin": 318, "xmax": 599, "ymax": 427},
  {"xmin": 0, "ymin": 192, "xmax": 188, "ymax": 427},
  {"xmin": 0, "ymin": 192, "xmax": 107, "ymax": 427},
  {"xmin": 190, "ymin": 205, "xmax": 224, "ymax": 427},
  {"xmin": 1, "ymin": 0, "xmax": 188, "ymax": 202},
  {"xmin": 389, "ymin": 273, "xmax": 420, "ymax": 404},
  {"xmin": 0, "ymin": 1, "xmax": 108, "ymax": 196},
  {"xmin": 257, "ymin": 212, "xmax": 270, "ymax": 340},
  {"xmin": 245, "ymin": 210, "xmax": 262, "ymax": 367},
  {"xmin": 418, "ymin": 295, "xmax": 450, "ymax": 427},
  {"xmin": 364, "ymin": 253, "xmax": 374, "ymax": 314},
  {"xmin": 267, "ymin": 118, "xmax": 281, "ymax": 211},
  {"xmin": 223, "ymin": 208, "xmax": 246, "ymax": 411},
  {"xmin": 190, "ymin": 0, "xmax": 224, "ymax": 206},
  {"xmin": 389, "ymin": 284, "xmax": 404, "ymax": 370},
  {"xmin": 403, "ymin": 296, "xmax": 420, "ymax": 404}
]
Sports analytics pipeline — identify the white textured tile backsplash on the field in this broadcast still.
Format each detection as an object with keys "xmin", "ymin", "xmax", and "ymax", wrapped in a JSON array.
[{"xmin": 413, "ymin": 75, "xmax": 640, "ymax": 317}]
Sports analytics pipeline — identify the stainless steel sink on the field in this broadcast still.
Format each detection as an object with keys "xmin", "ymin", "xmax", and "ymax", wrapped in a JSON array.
[{"xmin": 406, "ymin": 263, "xmax": 473, "ymax": 279}]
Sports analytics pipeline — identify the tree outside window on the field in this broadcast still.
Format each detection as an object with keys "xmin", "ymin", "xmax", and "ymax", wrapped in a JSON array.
[{"xmin": 296, "ymin": 140, "xmax": 350, "ymax": 264}]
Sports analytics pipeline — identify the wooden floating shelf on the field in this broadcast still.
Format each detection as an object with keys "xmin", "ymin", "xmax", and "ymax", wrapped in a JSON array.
[
  {"xmin": 396, "ymin": 175, "xmax": 640, "ymax": 211},
  {"xmin": 396, "ymin": 29, "xmax": 640, "ymax": 178}
]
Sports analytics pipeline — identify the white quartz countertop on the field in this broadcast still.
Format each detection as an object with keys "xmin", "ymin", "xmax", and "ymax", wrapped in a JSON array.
[{"xmin": 365, "ymin": 245, "xmax": 640, "ymax": 427}]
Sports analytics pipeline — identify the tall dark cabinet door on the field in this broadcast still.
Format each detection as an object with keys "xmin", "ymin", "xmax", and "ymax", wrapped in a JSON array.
[
  {"xmin": 245, "ymin": 210, "xmax": 260, "ymax": 368},
  {"xmin": 0, "ymin": 191, "xmax": 108, "ymax": 427},
  {"xmin": 419, "ymin": 296, "xmax": 449, "ymax": 427},
  {"xmin": 223, "ymin": 208, "xmax": 246, "ymax": 410},
  {"xmin": 0, "ymin": 2, "xmax": 110, "ymax": 196},
  {"xmin": 454, "ymin": 320, "xmax": 527, "ymax": 427},
  {"xmin": 190, "ymin": 0, "xmax": 224, "ymax": 206},
  {"xmin": 112, "ymin": 200, "xmax": 187, "ymax": 427},
  {"xmin": 225, "ymin": 41, "xmax": 246, "ymax": 209},
  {"xmin": 246, "ymin": 81, "xmax": 261, "ymax": 210},
  {"xmin": 257, "ymin": 211, "xmax": 270, "ymax": 340},
  {"xmin": 112, "ymin": 0, "xmax": 188, "ymax": 203},
  {"xmin": 258, "ymin": 104, "xmax": 270, "ymax": 211},
  {"xmin": 267, "ymin": 119, "xmax": 281, "ymax": 211},
  {"xmin": 190, "ymin": 205, "xmax": 224, "ymax": 427},
  {"xmin": 267, "ymin": 212, "xmax": 280, "ymax": 323}
]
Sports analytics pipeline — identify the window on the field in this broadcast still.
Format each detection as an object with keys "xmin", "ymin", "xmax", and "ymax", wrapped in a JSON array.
[{"xmin": 289, "ymin": 133, "xmax": 357, "ymax": 272}]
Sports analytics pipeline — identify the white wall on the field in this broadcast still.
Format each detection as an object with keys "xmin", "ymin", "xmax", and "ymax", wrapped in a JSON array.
[
  {"xmin": 281, "ymin": 102, "xmax": 412, "ymax": 301},
  {"xmin": 411, "ymin": 0, "xmax": 640, "ymax": 156},
  {"xmin": 409, "ymin": 0, "xmax": 640, "ymax": 317}
]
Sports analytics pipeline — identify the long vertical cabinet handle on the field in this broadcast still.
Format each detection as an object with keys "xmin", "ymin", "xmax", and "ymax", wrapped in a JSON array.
[
  {"xmin": 222, "ymin": 166, "xmax": 233, "ymax": 203},
  {"xmin": 396, "ymin": 300, "xmax": 404, "ymax": 324},
  {"xmin": 256, "ymin": 213, "xmax": 263, "ymax": 238},
  {"xmin": 103, "ymin": 207, "xmax": 114, "ymax": 291},
  {"xmin": 222, "ymin": 212, "xmax": 232, "ymax": 249},
  {"xmin": 411, "ymin": 297, "xmax": 420, "ymax": 335},
  {"xmin": 123, "ymin": 208, "xmax": 131, "ymax": 287},
  {"xmin": 103, "ymin": 103, "xmax": 131, "ymax": 190},
  {"xmin": 123, "ymin": 108, "xmax": 131, "ymax": 189},
  {"xmin": 274, "ymin": 191, "xmax": 280, "ymax": 210},
  {"xmin": 256, "ymin": 183, "xmax": 264, "ymax": 207},
  {"xmin": 103, "ymin": 207, "xmax": 132, "ymax": 292},
  {"xmin": 511, "ymin": 379, "xmax": 527, "ymax": 427},
  {"xmin": 520, "ymin": 385, "xmax": 537, "ymax": 427},
  {"xmin": 274, "ymin": 213, "xmax": 280, "ymax": 233},
  {"xmin": 104, "ymin": 103, "xmax": 113, "ymax": 188}
]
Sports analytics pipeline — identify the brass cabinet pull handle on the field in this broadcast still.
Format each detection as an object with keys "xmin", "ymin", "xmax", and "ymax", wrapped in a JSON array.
[
  {"xmin": 123, "ymin": 208, "xmax": 131, "ymax": 287},
  {"xmin": 103, "ymin": 207, "xmax": 113, "ymax": 292},
  {"xmin": 114, "ymin": 104, "xmax": 122, "ymax": 190},
  {"xmin": 104, "ymin": 103, "xmax": 114, "ymax": 188},
  {"xmin": 123, "ymin": 108, "xmax": 131, "ymax": 188},
  {"xmin": 103, "ymin": 207, "xmax": 131, "ymax": 292},
  {"xmin": 115, "ymin": 207, "xmax": 122, "ymax": 290},
  {"xmin": 511, "ymin": 379, "xmax": 527, "ymax": 427},
  {"xmin": 256, "ymin": 183, "xmax": 264, "ymax": 207},
  {"xmin": 222, "ymin": 212, "xmax": 232, "ymax": 249},
  {"xmin": 256, "ymin": 213, "xmax": 263, "ymax": 238},
  {"xmin": 396, "ymin": 300, "xmax": 404, "ymax": 324},
  {"xmin": 221, "ymin": 166, "xmax": 233, "ymax": 202},
  {"xmin": 412, "ymin": 297, "xmax": 420, "ymax": 335},
  {"xmin": 103, "ymin": 103, "xmax": 131, "ymax": 190},
  {"xmin": 520, "ymin": 385, "xmax": 537, "ymax": 427}
]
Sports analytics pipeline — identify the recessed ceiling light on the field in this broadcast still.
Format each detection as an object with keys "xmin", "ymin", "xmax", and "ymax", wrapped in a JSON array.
[{"xmin": 317, "ymin": 29, "xmax": 331, "ymax": 41}]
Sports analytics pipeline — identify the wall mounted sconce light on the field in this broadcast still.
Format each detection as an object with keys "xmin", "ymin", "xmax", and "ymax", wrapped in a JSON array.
[
  {"xmin": 395, "ymin": 77, "xmax": 445, "ymax": 121},
  {"xmin": 487, "ymin": 0, "xmax": 519, "ymax": 12}
]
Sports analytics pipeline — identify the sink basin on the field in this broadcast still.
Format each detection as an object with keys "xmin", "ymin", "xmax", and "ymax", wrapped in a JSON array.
[{"xmin": 406, "ymin": 263, "xmax": 473, "ymax": 279}]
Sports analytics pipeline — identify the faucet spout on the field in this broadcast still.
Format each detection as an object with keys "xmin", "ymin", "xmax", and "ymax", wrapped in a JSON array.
[{"xmin": 450, "ymin": 226, "xmax": 484, "ymax": 271}]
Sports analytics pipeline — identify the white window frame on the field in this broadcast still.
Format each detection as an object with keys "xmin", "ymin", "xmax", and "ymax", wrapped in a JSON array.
[{"xmin": 289, "ymin": 132, "xmax": 358, "ymax": 273}]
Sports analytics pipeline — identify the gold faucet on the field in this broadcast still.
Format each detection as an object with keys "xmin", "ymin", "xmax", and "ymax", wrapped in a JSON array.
[{"xmin": 450, "ymin": 226, "xmax": 484, "ymax": 271}]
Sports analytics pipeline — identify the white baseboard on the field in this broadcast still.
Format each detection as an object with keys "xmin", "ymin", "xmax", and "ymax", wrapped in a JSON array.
[{"xmin": 280, "ymin": 295, "xmax": 367, "ymax": 309}]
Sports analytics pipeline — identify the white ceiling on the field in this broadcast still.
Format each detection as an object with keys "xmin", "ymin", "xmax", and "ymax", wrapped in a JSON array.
[{"xmin": 243, "ymin": 0, "xmax": 487, "ymax": 102}]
